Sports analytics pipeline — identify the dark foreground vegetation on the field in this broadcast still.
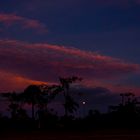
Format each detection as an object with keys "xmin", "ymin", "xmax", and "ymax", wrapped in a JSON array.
[
  {"xmin": 0, "ymin": 77, "xmax": 140, "ymax": 140},
  {"xmin": 2, "ymin": 129, "xmax": 140, "ymax": 140}
]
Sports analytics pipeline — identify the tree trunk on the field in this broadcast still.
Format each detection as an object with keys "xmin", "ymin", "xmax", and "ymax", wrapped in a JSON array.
[
  {"xmin": 32, "ymin": 103, "xmax": 35, "ymax": 120},
  {"xmin": 64, "ymin": 89, "xmax": 68, "ymax": 118},
  {"xmin": 64, "ymin": 104, "xmax": 68, "ymax": 117}
]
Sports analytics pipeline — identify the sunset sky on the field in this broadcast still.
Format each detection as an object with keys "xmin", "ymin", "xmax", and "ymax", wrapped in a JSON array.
[{"xmin": 0, "ymin": 0, "xmax": 140, "ymax": 101}]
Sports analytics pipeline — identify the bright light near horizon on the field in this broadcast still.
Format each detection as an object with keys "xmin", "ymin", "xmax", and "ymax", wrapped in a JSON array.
[{"xmin": 82, "ymin": 101, "xmax": 86, "ymax": 105}]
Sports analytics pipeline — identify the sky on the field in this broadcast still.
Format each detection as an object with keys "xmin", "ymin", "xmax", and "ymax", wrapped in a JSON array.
[{"xmin": 0, "ymin": 0, "xmax": 140, "ymax": 112}]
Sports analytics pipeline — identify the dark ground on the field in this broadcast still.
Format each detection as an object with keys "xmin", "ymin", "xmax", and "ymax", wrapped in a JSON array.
[{"xmin": 1, "ymin": 129, "xmax": 140, "ymax": 140}]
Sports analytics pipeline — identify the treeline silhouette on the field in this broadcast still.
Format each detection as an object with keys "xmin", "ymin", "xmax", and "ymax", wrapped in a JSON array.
[{"xmin": 0, "ymin": 76, "xmax": 140, "ymax": 131}]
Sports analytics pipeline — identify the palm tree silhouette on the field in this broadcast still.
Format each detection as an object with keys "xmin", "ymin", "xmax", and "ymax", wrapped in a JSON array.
[
  {"xmin": 36, "ymin": 84, "xmax": 62, "ymax": 128},
  {"xmin": 64, "ymin": 95, "xmax": 79, "ymax": 114},
  {"xmin": 120, "ymin": 92, "xmax": 135, "ymax": 106},
  {"xmin": 59, "ymin": 76, "xmax": 82, "ymax": 117},
  {"xmin": 2, "ymin": 92, "xmax": 22, "ymax": 119},
  {"xmin": 38, "ymin": 84, "xmax": 63, "ymax": 110},
  {"xmin": 22, "ymin": 85, "xmax": 41, "ymax": 120}
]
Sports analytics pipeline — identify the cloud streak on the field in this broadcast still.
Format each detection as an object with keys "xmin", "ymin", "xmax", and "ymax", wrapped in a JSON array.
[
  {"xmin": 0, "ymin": 39, "xmax": 139, "ymax": 93},
  {"xmin": 0, "ymin": 70, "xmax": 47, "ymax": 92},
  {"xmin": 0, "ymin": 13, "xmax": 47, "ymax": 33},
  {"xmin": 0, "ymin": 39, "xmax": 139, "ymax": 83}
]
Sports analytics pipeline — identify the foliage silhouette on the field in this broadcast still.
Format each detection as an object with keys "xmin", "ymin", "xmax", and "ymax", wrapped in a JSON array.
[
  {"xmin": 1, "ymin": 78, "xmax": 140, "ymax": 131},
  {"xmin": 22, "ymin": 85, "xmax": 42, "ymax": 120},
  {"xmin": 2, "ymin": 92, "xmax": 24, "ymax": 119},
  {"xmin": 59, "ymin": 76, "xmax": 82, "ymax": 117}
]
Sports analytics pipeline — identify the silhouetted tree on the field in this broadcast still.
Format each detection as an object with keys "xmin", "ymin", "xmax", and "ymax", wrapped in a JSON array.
[
  {"xmin": 109, "ymin": 92, "xmax": 140, "ymax": 128},
  {"xmin": 22, "ymin": 85, "xmax": 41, "ymax": 120},
  {"xmin": 34, "ymin": 84, "xmax": 62, "ymax": 128},
  {"xmin": 37, "ymin": 84, "xmax": 63, "ymax": 112},
  {"xmin": 59, "ymin": 76, "xmax": 82, "ymax": 117},
  {"xmin": 64, "ymin": 95, "xmax": 79, "ymax": 114},
  {"xmin": 2, "ymin": 92, "xmax": 23, "ymax": 119}
]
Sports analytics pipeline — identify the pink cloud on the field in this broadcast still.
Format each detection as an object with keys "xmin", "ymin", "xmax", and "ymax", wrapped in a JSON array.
[
  {"xmin": 0, "ymin": 70, "xmax": 48, "ymax": 92},
  {"xmin": 0, "ymin": 39, "xmax": 139, "ymax": 92},
  {"xmin": 0, "ymin": 13, "xmax": 47, "ymax": 33}
]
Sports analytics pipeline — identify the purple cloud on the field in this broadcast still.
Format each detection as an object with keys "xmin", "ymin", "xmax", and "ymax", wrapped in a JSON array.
[
  {"xmin": 0, "ymin": 13, "xmax": 47, "ymax": 33},
  {"xmin": 0, "ymin": 39, "xmax": 139, "ymax": 81}
]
